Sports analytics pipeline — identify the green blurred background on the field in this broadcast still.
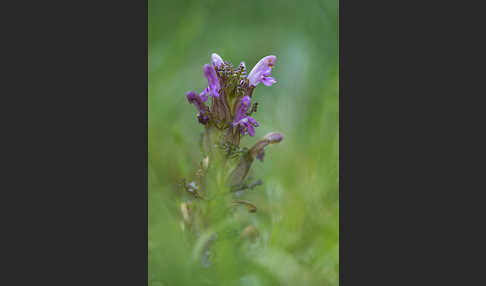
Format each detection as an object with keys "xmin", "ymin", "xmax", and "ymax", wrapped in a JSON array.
[{"xmin": 149, "ymin": 0, "xmax": 338, "ymax": 285}]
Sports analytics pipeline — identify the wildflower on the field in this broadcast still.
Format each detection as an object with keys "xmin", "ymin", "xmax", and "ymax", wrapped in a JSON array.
[
  {"xmin": 187, "ymin": 91, "xmax": 210, "ymax": 124},
  {"xmin": 186, "ymin": 53, "xmax": 277, "ymax": 137},
  {"xmin": 233, "ymin": 96, "xmax": 251, "ymax": 122},
  {"xmin": 200, "ymin": 64, "xmax": 221, "ymax": 102},
  {"xmin": 261, "ymin": 71, "xmax": 277, "ymax": 86},
  {"xmin": 182, "ymin": 53, "xmax": 284, "ymax": 265},
  {"xmin": 234, "ymin": 117, "xmax": 259, "ymax": 136},
  {"xmin": 247, "ymin": 55, "xmax": 277, "ymax": 87},
  {"xmin": 233, "ymin": 96, "xmax": 259, "ymax": 136}
]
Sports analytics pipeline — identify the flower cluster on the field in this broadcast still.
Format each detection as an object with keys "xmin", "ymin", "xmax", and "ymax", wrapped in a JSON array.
[
  {"xmin": 187, "ymin": 53, "xmax": 277, "ymax": 137},
  {"xmin": 184, "ymin": 53, "xmax": 284, "ymax": 189},
  {"xmin": 181, "ymin": 53, "xmax": 285, "ymax": 265}
]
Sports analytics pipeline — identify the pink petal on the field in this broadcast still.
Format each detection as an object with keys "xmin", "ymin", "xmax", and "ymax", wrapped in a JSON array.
[
  {"xmin": 247, "ymin": 55, "xmax": 277, "ymax": 87},
  {"xmin": 211, "ymin": 53, "xmax": 224, "ymax": 68},
  {"xmin": 261, "ymin": 76, "xmax": 276, "ymax": 86}
]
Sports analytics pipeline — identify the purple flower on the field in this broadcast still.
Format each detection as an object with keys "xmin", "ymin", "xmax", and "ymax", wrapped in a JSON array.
[
  {"xmin": 234, "ymin": 117, "xmax": 259, "ymax": 136},
  {"xmin": 187, "ymin": 91, "xmax": 210, "ymax": 124},
  {"xmin": 233, "ymin": 96, "xmax": 259, "ymax": 136},
  {"xmin": 211, "ymin": 53, "xmax": 224, "ymax": 68},
  {"xmin": 247, "ymin": 55, "xmax": 277, "ymax": 87},
  {"xmin": 200, "ymin": 64, "xmax": 221, "ymax": 101},
  {"xmin": 234, "ymin": 96, "xmax": 251, "ymax": 122},
  {"xmin": 261, "ymin": 71, "xmax": 277, "ymax": 86}
]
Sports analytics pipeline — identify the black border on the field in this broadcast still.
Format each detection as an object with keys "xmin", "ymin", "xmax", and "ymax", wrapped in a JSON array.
[
  {"xmin": 8, "ymin": 0, "xmax": 149, "ymax": 284},
  {"xmin": 8, "ymin": 0, "xmax": 472, "ymax": 284}
]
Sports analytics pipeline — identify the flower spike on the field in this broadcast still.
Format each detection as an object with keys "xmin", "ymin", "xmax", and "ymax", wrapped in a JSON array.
[
  {"xmin": 183, "ymin": 53, "xmax": 285, "ymax": 263},
  {"xmin": 186, "ymin": 53, "xmax": 279, "ymax": 138}
]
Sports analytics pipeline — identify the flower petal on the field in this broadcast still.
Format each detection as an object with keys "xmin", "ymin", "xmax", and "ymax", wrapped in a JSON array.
[
  {"xmin": 187, "ymin": 91, "xmax": 207, "ymax": 113},
  {"xmin": 187, "ymin": 91, "xmax": 210, "ymax": 124},
  {"xmin": 247, "ymin": 55, "xmax": 276, "ymax": 87},
  {"xmin": 233, "ymin": 96, "xmax": 251, "ymax": 122},
  {"xmin": 203, "ymin": 64, "xmax": 221, "ymax": 97},
  {"xmin": 199, "ymin": 89, "xmax": 209, "ymax": 102},
  {"xmin": 211, "ymin": 53, "xmax": 224, "ymax": 68},
  {"xmin": 245, "ymin": 122, "xmax": 255, "ymax": 136},
  {"xmin": 261, "ymin": 76, "xmax": 276, "ymax": 86},
  {"xmin": 246, "ymin": 116, "xmax": 259, "ymax": 127},
  {"xmin": 233, "ymin": 115, "xmax": 258, "ymax": 137}
]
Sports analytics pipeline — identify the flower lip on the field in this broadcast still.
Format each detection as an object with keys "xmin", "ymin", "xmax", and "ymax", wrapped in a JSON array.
[
  {"xmin": 234, "ymin": 115, "xmax": 259, "ymax": 136},
  {"xmin": 261, "ymin": 76, "xmax": 276, "ymax": 86}
]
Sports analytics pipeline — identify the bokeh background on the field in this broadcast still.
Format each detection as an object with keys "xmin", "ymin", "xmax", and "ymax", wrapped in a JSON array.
[{"xmin": 149, "ymin": 0, "xmax": 338, "ymax": 285}]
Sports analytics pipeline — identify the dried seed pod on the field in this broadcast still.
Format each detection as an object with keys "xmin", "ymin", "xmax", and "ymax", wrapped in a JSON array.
[
  {"xmin": 228, "ymin": 132, "xmax": 284, "ymax": 185},
  {"xmin": 232, "ymin": 200, "xmax": 257, "ymax": 213}
]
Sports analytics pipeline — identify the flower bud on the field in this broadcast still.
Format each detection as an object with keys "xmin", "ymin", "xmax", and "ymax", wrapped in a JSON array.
[
  {"xmin": 228, "ymin": 132, "xmax": 284, "ymax": 185},
  {"xmin": 249, "ymin": 132, "xmax": 284, "ymax": 162}
]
